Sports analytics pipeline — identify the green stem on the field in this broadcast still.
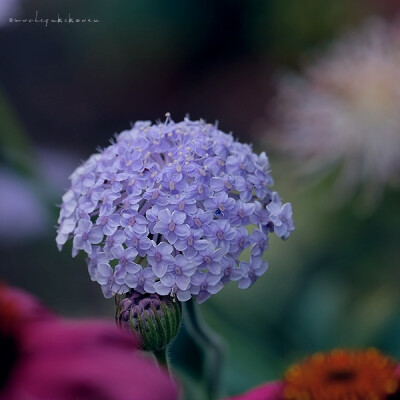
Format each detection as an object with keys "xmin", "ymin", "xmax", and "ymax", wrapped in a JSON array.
[
  {"xmin": 183, "ymin": 299, "xmax": 224, "ymax": 400},
  {"xmin": 154, "ymin": 348, "xmax": 169, "ymax": 371}
]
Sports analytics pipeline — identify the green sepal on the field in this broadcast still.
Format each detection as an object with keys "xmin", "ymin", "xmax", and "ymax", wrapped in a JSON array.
[{"xmin": 116, "ymin": 291, "xmax": 182, "ymax": 354}]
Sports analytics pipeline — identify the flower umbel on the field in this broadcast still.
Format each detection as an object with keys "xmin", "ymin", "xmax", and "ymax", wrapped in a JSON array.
[{"xmin": 56, "ymin": 116, "xmax": 294, "ymax": 302}]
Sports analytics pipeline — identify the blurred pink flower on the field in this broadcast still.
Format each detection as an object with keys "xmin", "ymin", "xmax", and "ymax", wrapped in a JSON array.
[
  {"xmin": 0, "ymin": 285, "xmax": 55, "ymax": 326},
  {"xmin": 224, "ymin": 382, "xmax": 284, "ymax": 400},
  {"xmin": 0, "ymin": 285, "xmax": 179, "ymax": 400}
]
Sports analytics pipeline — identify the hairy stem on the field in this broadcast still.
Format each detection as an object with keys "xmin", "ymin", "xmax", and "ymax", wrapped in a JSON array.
[
  {"xmin": 183, "ymin": 299, "xmax": 224, "ymax": 400},
  {"xmin": 154, "ymin": 348, "xmax": 170, "ymax": 372}
]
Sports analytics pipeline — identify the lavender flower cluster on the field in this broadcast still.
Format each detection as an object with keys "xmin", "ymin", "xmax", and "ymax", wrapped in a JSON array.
[{"xmin": 56, "ymin": 116, "xmax": 294, "ymax": 303}]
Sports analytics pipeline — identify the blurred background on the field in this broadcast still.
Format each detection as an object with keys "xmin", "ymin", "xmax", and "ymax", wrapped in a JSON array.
[{"xmin": 0, "ymin": 0, "xmax": 399, "ymax": 398}]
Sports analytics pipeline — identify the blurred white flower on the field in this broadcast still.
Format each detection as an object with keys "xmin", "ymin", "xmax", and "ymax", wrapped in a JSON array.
[{"xmin": 269, "ymin": 18, "xmax": 400, "ymax": 204}]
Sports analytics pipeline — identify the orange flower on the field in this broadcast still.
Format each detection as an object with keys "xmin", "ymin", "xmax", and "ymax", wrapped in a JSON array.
[
  {"xmin": 225, "ymin": 349, "xmax": 400, "ymax": 400},
  {"xmin": 284, "ymin": 349, "xmax": 399, "ymax": 400}
]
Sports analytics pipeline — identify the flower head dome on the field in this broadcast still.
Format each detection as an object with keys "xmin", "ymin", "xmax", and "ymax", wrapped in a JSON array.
[
  {"xmin": 56, "ymin": 115, "xmax": 294, "ymax": 302},
  {"xmin": 269, "ymin": 18, "xmax": 400, "ymax": 203}
]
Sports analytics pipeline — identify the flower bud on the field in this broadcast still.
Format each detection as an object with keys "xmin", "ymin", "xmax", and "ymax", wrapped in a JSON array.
[{"xmin": 115, "ymin": 291, "xmax": 182, "ymax": 353}]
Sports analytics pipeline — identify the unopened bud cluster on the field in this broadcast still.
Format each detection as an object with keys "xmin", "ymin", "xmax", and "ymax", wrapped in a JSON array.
[{"xmin": 115, "ymin": 291, "xmax": 182, "ymax": 353}]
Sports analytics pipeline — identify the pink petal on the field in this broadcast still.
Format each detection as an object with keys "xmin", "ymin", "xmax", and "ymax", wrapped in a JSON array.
[
  {"xmin": 224, "ymin": 381, "xmax": 284, "ymax": 400},
  {"xmin": 5, "ymin": 320, "xmax": 179, "ymax": 400}
]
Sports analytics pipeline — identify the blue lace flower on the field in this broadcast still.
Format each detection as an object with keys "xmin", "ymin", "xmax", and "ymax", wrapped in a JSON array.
[{"xmin": 56, "ymin": 116, "xmax": 294, "ymax": 302}]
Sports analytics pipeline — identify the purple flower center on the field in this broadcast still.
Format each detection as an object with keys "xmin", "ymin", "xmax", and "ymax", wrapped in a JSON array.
[
  {"xmin": 194, "ymin": 218, "xmax": 202, "ymax": 227},
  {"xmin": 101, "ymin": 216, "xmax": 108, "ymax": 225},
  {"xmin": 175, "ymin": 266, "xmax": 182, "ymax": 275},
  {"xmin": 132, "ymin": 237, "xmax": 139, "ymax": 246},
  {"xmin": 82, "ymin": 232, "xmax": 89, "ymax": 240},
  {"xmin": 200, "ymin": 282, "xmax": 208, "ymax": 291},
  {"xmin": 154, "ymin": 252, "xmax": 162, "ymax": 263},
  {"xmin": 239, "ymin": 238, "xmax": 244, "ymax": 247},
  {"xmin": 178, "ymin": 201, "xmax": 185, "ymax": 211},
  {"xmin": 187, "ymin": 236, "xmax": 194, "ymax": 246},
  {"xmin": 168, "ymin": 221, "xmax": 176, "ymax": 232},
  {"xmin": 224, "ymin": 266, "xmax": 232, "ymax": 276},
  {"xmin": 217, "ymin": 202, "xmax": 225, "ymax": 212},
  {"xmin": 129, "ymin": 216, "xmax": 136, "ymax": 226},
  {"xmin": 152, "ymin": 191, "xmax": 159, "ymax": 200},
  {"xmin": 238, "ymin": 209, "xmax": 245, "ymax": 219},
  {"xmin": 204, "ymin": 256, "xmax": 211, "ymax": 264},
  {"xmin": 169, "ymin": 181, "xmax": 175, "ymax": 191},
  {"xmin": 225, "ymin": 181, "xmax": 232, "ymax": 190},
  {"xmin": 197, "ymin": 185, "xmax": 203, "ymax": 195},
  {"xmin": 249, "ymin": 269, "xmax": 254, "ymax": 278},
  {"xmin": 120, "ymin": 258, "xmax": 127, "ymax": 267},
  {"xmin": 216, "ymin": 230, "xmax": 224, "ymax": 240},
  {"xmin": 138, "ymin": 276, "xmax": 145, "ymax": 286}
]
